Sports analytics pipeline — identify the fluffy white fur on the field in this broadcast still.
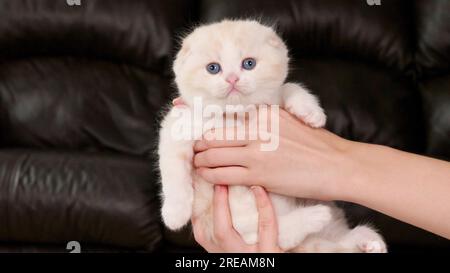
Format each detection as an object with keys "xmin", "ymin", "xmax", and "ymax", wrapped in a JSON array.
[{"xmin": 158, "ymin": 20, "xmax": 387, "ymax": 253}]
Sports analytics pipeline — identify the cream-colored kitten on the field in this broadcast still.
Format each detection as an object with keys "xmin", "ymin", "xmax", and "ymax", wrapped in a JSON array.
[{"xmin": 158, "ymin": 19, "xmax": 387, "ymax": 253}]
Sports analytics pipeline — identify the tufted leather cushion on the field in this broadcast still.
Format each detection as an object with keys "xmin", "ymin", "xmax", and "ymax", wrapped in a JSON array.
[
  {"xmin": 416, "ymin": 0, "xmax": 450, "ymax": 77},
  {"xmin": 0, "ymin": 58, "xmax": 168, "ymax": 155},
  {"xmin": 0, "ymin": 0, "xmax": 192, "ymax": 251},
  {"xmin": 201, "ymin": 0, "xmax": 416, "ymax": 72},
  {"xmin": 0, "ymin": 0, "xmax": 193, "ymax": 69},
  {"xmin": 289, "ymin": 59, "xmax": 424, "ymax": 152},
  {"xmin": 415, "ymin": 0, "xmax": 450, "ymax": 161},
  {"xmin": 0, "ymin": 150, "xmax": 161, "ymax": 250},
  {"xmin": 420, "ymin": 75, "xmax": 450, "ymax": 161}
]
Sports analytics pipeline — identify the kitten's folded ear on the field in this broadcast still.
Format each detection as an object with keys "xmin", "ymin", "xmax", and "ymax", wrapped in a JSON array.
[
  {"xmin": 178, "ymin": 43, "xmax": 191, "ymax": 59},
  {"xmin": 268, "ymin": 34, "xmax": 285, "ymax": 49},
  {"xmin": 173, "ymin": 41, "xmax": 191, "ymax": 74}
]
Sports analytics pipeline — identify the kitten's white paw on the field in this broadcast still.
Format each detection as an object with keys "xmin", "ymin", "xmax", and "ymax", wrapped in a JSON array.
[
  {"xmin": 162, "ymin": 199, "xmax": 192, "ymax": 230},
  {"xmin": 285, "ymin": 101, "xmax": 327, "ymax": 128},
  {"xmin": 278, "ymin": 205, "xmax": 333, "ymax": 251},
  {"xmin": 302, "ymin": 108, "xmax": 327, "ymax": 128},
  {"xmin": 349, "ymin": 225, "xmax": 387, "ymax": 253},
  {"xmin": 306, "ymin": 205, "xmax": 333, "ymax": 232},
  {"xmin": 358, "ymin": 240, "xmax": 387, "ymax": 253},
  {"xmin": 278, "ymin": 233, "xmax": 299, "ymax": 251}
]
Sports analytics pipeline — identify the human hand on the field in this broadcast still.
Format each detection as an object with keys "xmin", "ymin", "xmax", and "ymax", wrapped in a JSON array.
[
  {"xmin": 172, "ymin": 97, "xmax": 185, "ymax": 107},
  {"xmin": 193, "ymin": 108, "xmax": 357, "ymax": 201},
  {"xmin": 192, "ymin": 185, "xmax": 283, "ymax": 253}
]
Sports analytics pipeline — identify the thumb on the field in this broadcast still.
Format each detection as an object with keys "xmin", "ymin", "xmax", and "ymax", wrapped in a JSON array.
[{"xmin": 251, "ymin": 186, "xmax": 281, "ymax": 252}]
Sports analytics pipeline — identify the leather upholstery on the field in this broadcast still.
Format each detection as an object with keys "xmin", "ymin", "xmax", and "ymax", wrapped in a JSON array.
[
  {"xmin": 0, "ymin": 0, "xmax": 448, "ymax": 252},
  {"xmin": 201, "ymin": 0, "xmax": 415, "ymax": 72},
  {"xmin": 0, "ymin": 150, "xmax": 162, "ymax": 250}
]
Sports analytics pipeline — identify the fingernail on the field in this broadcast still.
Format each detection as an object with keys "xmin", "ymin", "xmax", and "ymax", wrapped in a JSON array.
[
  {"xmin": 251, "ymin": 186, "xmax": 261, "ymax": 194},
  {"xmin": 216, "ymin": 185, "xmax": 227, "ymax": 192}
]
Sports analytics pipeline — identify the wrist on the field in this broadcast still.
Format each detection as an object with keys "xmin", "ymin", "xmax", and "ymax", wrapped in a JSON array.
[
  {"xmin": 338, "ymin": 141, "xmax": 393, "ymax": 204},
  {"xmin": 331, "ymin": 139, "xmax": 373, "ymax": 203}
]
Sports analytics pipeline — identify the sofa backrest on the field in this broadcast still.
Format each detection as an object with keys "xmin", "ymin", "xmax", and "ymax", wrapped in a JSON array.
[{"xmin": 0, "ymin": 0, "xmax": 448, "ymax": 160}]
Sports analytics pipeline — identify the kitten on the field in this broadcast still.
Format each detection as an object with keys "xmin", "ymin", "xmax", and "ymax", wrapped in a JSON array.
[{"xmin": 158, "ymin": 19, "xmax": 387, "ymax": 253}]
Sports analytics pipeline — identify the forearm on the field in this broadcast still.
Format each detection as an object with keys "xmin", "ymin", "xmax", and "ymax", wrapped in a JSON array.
[
  {"xmin": 339, "ymin": 142, "xmax": 450, "ymax": 239},
  {"xmin": 191, "ymin": 109, "xmax": 450, "ymax": 239}
]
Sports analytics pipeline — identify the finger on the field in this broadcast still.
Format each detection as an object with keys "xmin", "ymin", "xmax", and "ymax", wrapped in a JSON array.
[
  {"xmin": 194, "ymin": 128, "xmax": 250, "ymax": 152},
  {"xmin": 172, "ymin": 97, "xmax": 185, "ymax": 106},
  {"xmin": 213, "ymin": 185, "xmax": 251, "ymax": 251},
  {"xmin": 196, "ymin": 167, "xmax": 250, "ymax": 186},
  {"xmin": 213, "ymin": 185, "xmax": 235, "ymax": 239},
  {"xmin": 194, "ymin": 148, "xmax": 249, "ymax": 168},
  {"xmin": 191, "ymin": 216, "xmax": 222, "ymax": 253},
  {"xmin": 251, "ymin": 186, "xmax": 280, "ymax": 252}
]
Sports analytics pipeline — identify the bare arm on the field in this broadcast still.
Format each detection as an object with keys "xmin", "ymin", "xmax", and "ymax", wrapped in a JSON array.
[
  {"xmin": 193, "ymin": 109, "xmax": 450, "ymax": 239},
  {"xmin": 344, "ymin": 142, "xmax": 450, "ymax": 239}
]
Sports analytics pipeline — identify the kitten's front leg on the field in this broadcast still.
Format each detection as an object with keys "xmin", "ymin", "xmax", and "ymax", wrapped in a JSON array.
[
  {"xmin": 159, "ymin": 108, "xmax": 195, "ymax": 230},
  {"xmin": 281, "ymin": 83, "xmax": 327, "ymax": 128}
]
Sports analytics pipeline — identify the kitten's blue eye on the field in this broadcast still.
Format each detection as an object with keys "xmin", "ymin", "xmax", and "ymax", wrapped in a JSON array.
[
  {"xmin": 242, "ymin": 58, "xmax": 256, "ymax": 70},
  {"xmin": 206, "ymin": 63, "xmax": 221, "ymax": 74}
]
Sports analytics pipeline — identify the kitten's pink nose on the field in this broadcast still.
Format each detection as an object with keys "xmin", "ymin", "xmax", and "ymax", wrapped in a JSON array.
[{"xmin": 226, "ymin": 74, "xmax": 240, "ymax": 84}]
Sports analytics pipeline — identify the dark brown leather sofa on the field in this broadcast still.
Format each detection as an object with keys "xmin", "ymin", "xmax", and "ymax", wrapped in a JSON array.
[{"xmin": 0, "ymin": 0, "xmax": 448, "ymax": 252}]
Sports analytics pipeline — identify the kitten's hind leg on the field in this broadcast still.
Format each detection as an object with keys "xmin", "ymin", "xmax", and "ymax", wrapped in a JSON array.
[
  {"xmin": 277, "ymin": 204, "xmax": 333, "ymax": 251},
  {"xmin": 338, "ymin": 225, "xmax": 388, "ymax": 253},
  {"xmin": 281, "ymin": 82, "xmax": 326, "ymax": 128}
]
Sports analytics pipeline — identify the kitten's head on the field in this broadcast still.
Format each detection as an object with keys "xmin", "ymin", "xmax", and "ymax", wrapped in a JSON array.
[{"xmin": 173, "ymin": 20, "xmax": 289, "ymax": 108}]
